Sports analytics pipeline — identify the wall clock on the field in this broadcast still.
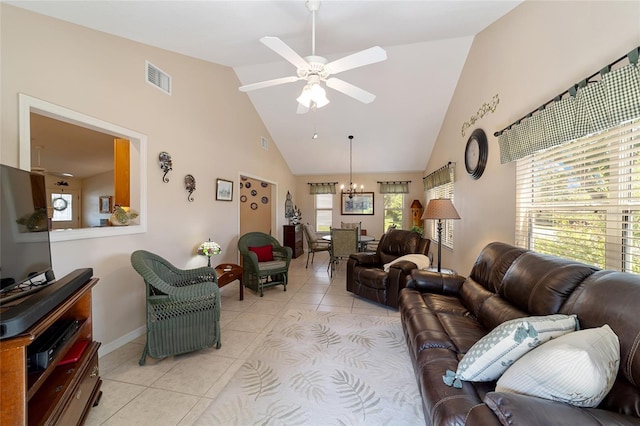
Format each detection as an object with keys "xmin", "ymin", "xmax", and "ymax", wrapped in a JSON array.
[{"xmin": 465, "ymin": 128, "xmax": 488, "ymax": 179}]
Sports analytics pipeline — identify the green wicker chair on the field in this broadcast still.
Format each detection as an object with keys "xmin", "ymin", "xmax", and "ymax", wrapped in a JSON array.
[
  {"xmin": 130, "ymin": 250, "xmax": 221, "ymax": 365},
  {"xmin": 237, "ymin": 232, "xmax": 292, "ymax": 297}
]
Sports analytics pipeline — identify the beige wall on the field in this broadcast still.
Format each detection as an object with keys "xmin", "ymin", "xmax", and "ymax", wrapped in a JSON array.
[
  {"xmin": 427, "ymin": 0, "xmax": 640, "ymax": 275},
  {"xmin": 295, "ymin": 171, "xmax": 425, "ymax": 240},
  {"xmin": 0, "ymin": 5, "xmax": 296, "ymax": 351}
]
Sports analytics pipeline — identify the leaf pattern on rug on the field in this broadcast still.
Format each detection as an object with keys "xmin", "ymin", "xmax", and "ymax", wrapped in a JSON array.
[
  {"xmin": 280, "ymin": 323, "xmax": 306, "ymax": 340},
  {"xmin": 254, "ymin": 403, "xmax": 307, "ymax": 425},
  {"xmin": 240, "ymin": 360, "xmax": 280, "ymax": 401},
  {"xmin": 258, "ymin": 337, "xmax": 296, "ymax": 361},
  {"xmin": 331, "ymin": 370, "xmax": 382, "ymax": 420},
  {"xmin": 290, "ymin": 370, "xmax": 325, "ymax": 402},
  {"xmin": 377, "ymin": 329, "xmax": 405, "ymax": 349},
  {"xmin": 197, "ymin": 310, "xmax": 425, "ymax": 425},
  {"xmin": 347, "ymin": 331, "xmax": 375, "ymax": 348},
  {"xmin": 312, "ymin": 323, "xmax": 341, "ymax": 347},
  {"xmin": 335, "ymin": 347, "xmax": 375, "ymax": 370}
]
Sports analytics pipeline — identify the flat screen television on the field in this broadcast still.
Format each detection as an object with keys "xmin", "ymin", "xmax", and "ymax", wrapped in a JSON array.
[{"xmin": 0, "ymin": 164, "xmax": 55, "ymax": 294}]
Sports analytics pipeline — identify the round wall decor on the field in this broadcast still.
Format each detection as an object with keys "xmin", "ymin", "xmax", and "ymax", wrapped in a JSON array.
[{"xmin": 465, "ymin": 128, "xmax": 488, "ymax": 180}]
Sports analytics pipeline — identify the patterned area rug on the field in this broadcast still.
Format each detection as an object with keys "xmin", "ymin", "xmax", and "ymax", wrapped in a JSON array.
[{"xmin": 196, "ymin": 309, "xmax": 425, "ymax": 425}]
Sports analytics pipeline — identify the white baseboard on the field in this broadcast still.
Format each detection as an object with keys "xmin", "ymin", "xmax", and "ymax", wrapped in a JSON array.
[{"xmin": 98, "ymin": 325, "xmax": 146, "ymax": 358}]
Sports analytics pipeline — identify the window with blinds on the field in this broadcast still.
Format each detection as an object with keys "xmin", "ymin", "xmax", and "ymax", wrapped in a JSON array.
[
  {"xmin": 515, "ymin": 117, "xmax": 640, "ymax": 273},
  {"xmin": 426, "ymin": 180, "xmax": 455, "ymax": 249}
]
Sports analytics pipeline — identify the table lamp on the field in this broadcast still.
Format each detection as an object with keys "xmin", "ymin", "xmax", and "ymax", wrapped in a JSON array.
[
  {"xmin": 421, "ymin": 199, "xmax": 461, "ymax": 272},
  {"xmin": 197, "ymin": 239, "xmax": 221, "ymax": 267}
]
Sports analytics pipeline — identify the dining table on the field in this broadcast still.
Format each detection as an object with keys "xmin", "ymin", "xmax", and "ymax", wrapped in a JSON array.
[{"xmin": 322, "ymin": 234, "xmax": 375, "ymax": 252}]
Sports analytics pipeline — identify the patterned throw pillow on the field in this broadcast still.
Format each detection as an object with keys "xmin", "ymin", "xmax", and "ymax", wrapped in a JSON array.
[
  {"xmin": 443, "ymin": 314, "xmax": 578, "ymax": 388},
  {"xmin": 496, "ymin": 324, "xmax": 619, "ymax": 407}
]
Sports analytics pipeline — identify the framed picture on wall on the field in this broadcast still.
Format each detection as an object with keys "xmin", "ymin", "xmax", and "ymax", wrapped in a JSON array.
[
  {"xmin": 99, "ymin": 195, "xmax": 112, "ymax": 213},
  {"xmin": 216, "ymin": 178, "xmax": 233, "ymax": 201},
  {"xmin": 341, "ymin": 192, "xmax": 374, "ymax": 215}
]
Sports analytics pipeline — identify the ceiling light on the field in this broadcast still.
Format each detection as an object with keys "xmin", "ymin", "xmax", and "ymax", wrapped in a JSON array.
[
  {"xmin": 341, "ymin": 135, "xmax": 363, "ymax": 198},
  {"xmin": 296, "ymin": 82, "xmax": 329, "ymax": 109}
]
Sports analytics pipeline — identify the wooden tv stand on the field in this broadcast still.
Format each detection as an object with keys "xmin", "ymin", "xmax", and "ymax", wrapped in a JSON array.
[{"xmin": 0, "ymin": 278, "xmax": 102, "ymax": 425}]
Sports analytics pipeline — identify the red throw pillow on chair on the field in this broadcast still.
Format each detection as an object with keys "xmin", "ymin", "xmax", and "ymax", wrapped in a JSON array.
[{"xmin": 249, "ymin": 245, "xmax": 274, "ymax": 262}]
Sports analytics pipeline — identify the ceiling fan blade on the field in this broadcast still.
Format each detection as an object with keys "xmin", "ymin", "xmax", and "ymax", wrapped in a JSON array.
[
  {"xmin": 324, "ymin": 46, "xmax": 387, "ymax": 75},
  {"xmin": 260, "ymin": 36, "xmax": 309, "ymax": 70},
  {"xmin": 239, "ymin": 76, "xmax": 300, "ymax": 92},
  {"xmin": 326, "ymin": 78, "xmax": 376, "ymax": 104}
]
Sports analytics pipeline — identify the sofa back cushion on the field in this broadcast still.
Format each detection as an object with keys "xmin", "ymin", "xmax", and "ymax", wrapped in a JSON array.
[
  {"xmin": 561, "ymin": 271, "xmax": 640, "ymax": 418},
  {"xmin": 500, "ymin": 252, "xmax": 598, "ymax": 315},
  {"xmin": 376, "ymin": 229, "xmax": 429, "ymax": 265},
  {"xmin": 469, "ymin": 242, "xmax": 529, "ymax": 294}
]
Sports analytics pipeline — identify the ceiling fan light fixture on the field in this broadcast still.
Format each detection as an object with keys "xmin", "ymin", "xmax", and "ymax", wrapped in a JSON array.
[{"xmin": 296, "ymin": 83, "xmax": 329, "ymax": 109}]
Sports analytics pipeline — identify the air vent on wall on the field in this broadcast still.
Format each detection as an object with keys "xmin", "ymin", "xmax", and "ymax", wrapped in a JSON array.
[
  {"xmin": 146, "ymin": 60, "xmax": 171, "ymax": 95},
  {"xmin": 261, "ymin": 137, "xmax": 269, "ymax": 150}
]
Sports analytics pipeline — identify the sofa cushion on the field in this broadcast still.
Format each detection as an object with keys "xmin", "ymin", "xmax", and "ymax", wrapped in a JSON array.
[
  {"xmin": 484, "ymin": 392, "xmax": 637, "ymax": 426},
  {"xmin": 500, "ymin": 251, "xmax": 598, "ymax": 315},
  {"xmin": 443, "ymin": 314, "xmax": 578, "ymax": 387},
  {"xmin": 468, "ymin": 242, "xmax": 529, "ymax": 294},
  {"xmin": 496, "ymin": 324, "xmax": 620, "ymax": 408}
]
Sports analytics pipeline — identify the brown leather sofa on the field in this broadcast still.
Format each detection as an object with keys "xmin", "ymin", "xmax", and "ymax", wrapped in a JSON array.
[
  {"xmin": 347, "ymin": 229, "xmax": 430, "ymax": 308},
  {"xmin": 399, "ymin": 241, "xmax": 640, "ymax": 425}
]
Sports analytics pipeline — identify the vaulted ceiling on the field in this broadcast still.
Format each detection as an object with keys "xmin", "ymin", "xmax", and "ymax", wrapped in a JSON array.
[{"xmin": 9, "ymin": 1, "xmax": 522, "ymax": 176}]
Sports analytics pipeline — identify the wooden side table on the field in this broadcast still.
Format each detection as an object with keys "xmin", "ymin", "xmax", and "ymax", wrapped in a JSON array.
[{"xmin": 215, "ymin": 263, "xmax": 244, "ymax": 300}]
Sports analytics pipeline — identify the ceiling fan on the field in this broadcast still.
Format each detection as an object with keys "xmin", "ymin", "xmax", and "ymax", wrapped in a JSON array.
[{"xmin": 238, "ymin": 0, "xmax": 387, "ymax": 114}]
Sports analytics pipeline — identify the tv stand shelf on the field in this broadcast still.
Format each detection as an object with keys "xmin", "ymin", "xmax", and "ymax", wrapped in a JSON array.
[{"xmin": 0, "ymin": 277, "xmax": 101, "ymax": 425}]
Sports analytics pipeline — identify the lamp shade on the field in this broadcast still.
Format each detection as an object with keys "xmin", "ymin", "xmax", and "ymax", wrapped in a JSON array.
[
  {"xmin": 197, "ymin": 239, "xmax": 221, "ymax": 257},
  {"xmin": 421, "ymin": 199, "xmax": 461, "ymax": 220}
]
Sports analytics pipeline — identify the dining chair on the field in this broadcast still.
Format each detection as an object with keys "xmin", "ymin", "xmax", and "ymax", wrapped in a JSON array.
[
  {"xmin": 329, "ymin": 227, "xmax": 358, "ymax": 277},
  {"xmin": 302, "ymin": 222, "xmax": 330, "ymax": 268}
]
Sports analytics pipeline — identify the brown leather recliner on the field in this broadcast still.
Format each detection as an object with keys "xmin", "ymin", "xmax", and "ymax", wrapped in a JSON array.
[{"xmin": 347, "ymin": 229, "xmax": 430, "ymax": 308}]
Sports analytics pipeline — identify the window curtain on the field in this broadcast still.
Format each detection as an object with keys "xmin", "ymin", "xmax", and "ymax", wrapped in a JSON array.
[
  {"xmin": 308, "ymin": 182, "xmax": 337, "ymax": 194},
  {"xmin": 423, "ymin": 162, "xmax": 454, "ymax": 191},
  {"xmin": 378, "ymin": 181, "xmax": 410, "ymax": 194},
  {"xmin": 499, "ymin": 48, "xmax": 640, "ymax": 164}
]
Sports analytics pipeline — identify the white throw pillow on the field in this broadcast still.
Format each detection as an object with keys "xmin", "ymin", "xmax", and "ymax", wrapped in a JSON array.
[
  {"xmin": 383, "ymin": 254, "xmax": 431, "ymax": 272},
  {"xmin": 496, "ymin": 324, "xmax": 619, "ymax": 408},
  {"xmin": 442, "ymin": 314, "xmax": 578, "ymax": 388}
]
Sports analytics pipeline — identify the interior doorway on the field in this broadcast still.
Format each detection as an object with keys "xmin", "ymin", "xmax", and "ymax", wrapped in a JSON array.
[{"xmin": 239, "ymin": 176, "xmax": 274, "ymax": 237}]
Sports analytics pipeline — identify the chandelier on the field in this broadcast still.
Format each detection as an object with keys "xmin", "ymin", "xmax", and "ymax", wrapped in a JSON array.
[{"xmin": 341, "ymin": 135, "xmax": 363, "ymax": 198}]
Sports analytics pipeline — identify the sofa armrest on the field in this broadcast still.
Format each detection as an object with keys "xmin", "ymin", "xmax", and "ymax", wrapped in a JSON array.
[
  {"xmin": 484, "ymin": 392, "xmax": 640, "ymax": 426},
  {"xmin": 348, "ymin": 252, "xmax": 381, "ymax": 267},
  {"xmin": 406, "ymin": 269, "xmax": 465, "ymax": 295}
]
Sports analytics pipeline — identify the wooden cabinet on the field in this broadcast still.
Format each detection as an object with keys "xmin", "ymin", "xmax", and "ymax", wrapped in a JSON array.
[
  {"xmin": 283, "ymin": 224, "xmax": 303, "ymax": 259},
  {"xmin": 0, "ymin": 278, "xmax": 102, "ymax": 425}
]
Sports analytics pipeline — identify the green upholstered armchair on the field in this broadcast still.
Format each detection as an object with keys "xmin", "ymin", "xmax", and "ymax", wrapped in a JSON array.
[
  {"xmin": 130, "ymin": 250, "xmax": 221, "ymax": 365},
  {"xmin": 237, "ymin": 232, "xmax": 292, "ymax": 297}
]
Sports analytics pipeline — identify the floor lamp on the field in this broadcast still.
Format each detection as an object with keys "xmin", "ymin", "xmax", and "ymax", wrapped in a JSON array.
[{"xmin": 421, "ymin": 199, "xmax": 461, "ymax": 272}]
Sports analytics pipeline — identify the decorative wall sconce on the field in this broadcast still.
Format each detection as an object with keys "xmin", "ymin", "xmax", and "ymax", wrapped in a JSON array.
[
  {"xmin": 185, "ymin": 174, "xmax": 196, "ymax": 202},
  {"xmin": 159, "ymin": 152, "xmax": 172, "ymax": 182}
]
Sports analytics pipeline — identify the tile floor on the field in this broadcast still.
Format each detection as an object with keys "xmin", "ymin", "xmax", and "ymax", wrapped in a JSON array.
[{"xmin": 85, "ymin": 251, "xmax": 397, "ymax": 425}]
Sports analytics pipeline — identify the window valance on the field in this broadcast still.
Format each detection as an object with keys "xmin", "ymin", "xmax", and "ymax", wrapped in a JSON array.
[
  {"xmin": 308, "ymin": 182, "xmax": 337, "ymax": 194},
  {"xmin": 423, "ymin": 162, "xmax": 454, "ymax": 190},
  {"xmin": 378, "ymin": 181, "xmax": 410, "ymax": 194},
  {"xmin": 497, "ymin": 47, "xmax": 640, "ymax": 164}
]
